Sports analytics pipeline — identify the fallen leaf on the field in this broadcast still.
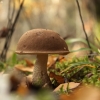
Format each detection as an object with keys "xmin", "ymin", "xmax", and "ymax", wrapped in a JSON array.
[
  {"xmin": 17, "ymin": 82, "xmax": 29, "ymax": 96},
  {"xmin": 54, "ymin": 82, "xmax": 80, "ymax": 92},
  {"xmin": 49, "ymin": 72, "xmax": 65, "ymax": 84},
  {"xmin": 48, "ymin": 55, "xmax": 66, "ymax": 70},
  {"xmin": 59, "ymin": 84, "xmax": 100, "ymax": 100},
  {"xmin": 15, "ymin": 64, "xmax": 33, "ymax": 72},
  {"xmin": 47, "ymin": 55, "xmax": 57, "ymax": 68},
  {"xmin": 60, "ymin": 94, "xmax": 72, "ymax": 100},
  {"xmin": 24, "ymin": 59, "xmax": 34, "ymax": 67},
  {"xmin": 58, "ymin": 55, "xmax": 66, "ymax": 62}
]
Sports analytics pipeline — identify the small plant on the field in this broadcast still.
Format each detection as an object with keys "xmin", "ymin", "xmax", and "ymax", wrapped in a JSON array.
[
  {"xmin": 59, "ymin": 82, "xmax": 72, "ymax": 94},
  {"xmin": 66, "ymin": 82, "xmax": 72, "ymax": 94},
  {"xmin": 59, "ymin": 85, "xmax": 65, "ymax": 94}
]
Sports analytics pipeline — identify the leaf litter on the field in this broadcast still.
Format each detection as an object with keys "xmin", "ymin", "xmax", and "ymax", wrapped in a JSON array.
[{"xmin": 0, "ymin": 54, "xmax": 100, "ymax": 100}]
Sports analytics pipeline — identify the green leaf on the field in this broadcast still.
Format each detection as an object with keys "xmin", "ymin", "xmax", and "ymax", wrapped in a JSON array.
[
  {"xmin": 11, "ymin": 53, "xmax": 17, "ymax": 65},
  {"xmin": 7, "ymin": 53, "xmax": 18, "ymax": 66}
]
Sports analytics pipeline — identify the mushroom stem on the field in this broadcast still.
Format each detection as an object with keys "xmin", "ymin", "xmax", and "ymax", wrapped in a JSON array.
[{"xmin": 32, "ymin": 54, "xmax": 51, "ymax": 87}]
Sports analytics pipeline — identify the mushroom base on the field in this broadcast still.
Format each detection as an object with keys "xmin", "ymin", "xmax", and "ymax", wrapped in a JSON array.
[{"xmin": 32, "ymin": 54, "xmax": 52, "ymax": 88}]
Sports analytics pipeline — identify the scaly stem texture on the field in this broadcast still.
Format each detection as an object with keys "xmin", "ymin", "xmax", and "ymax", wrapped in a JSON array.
[{"xmin": 32, "ymin": 54, "xmax": 51, "ymax": 87}]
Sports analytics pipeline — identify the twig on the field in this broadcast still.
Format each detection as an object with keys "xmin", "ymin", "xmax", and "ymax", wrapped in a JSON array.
[
  {"xmin": 7, "ymin": 0, "xmax": 15, "ymax": 28},
  {"xmin": 76, "ymin": 0, "xmax": 93, "ymax": 55},
  {"xmin": 0, "ymin": 0, "xmax": 25, "ymax": 61}
]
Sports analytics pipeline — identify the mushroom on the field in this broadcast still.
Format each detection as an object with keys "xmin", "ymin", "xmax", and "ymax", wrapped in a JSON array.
[{"xmin": 16, "ymin": 29, "xmax": 69, "ymax": 87}]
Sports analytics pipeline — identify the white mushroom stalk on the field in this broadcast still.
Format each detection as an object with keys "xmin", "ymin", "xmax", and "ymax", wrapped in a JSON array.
[{"xmin": 32, "ymin": 54, "xmax": 51, "ymax": 87}]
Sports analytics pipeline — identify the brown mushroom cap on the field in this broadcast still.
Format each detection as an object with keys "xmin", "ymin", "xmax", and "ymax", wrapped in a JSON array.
[{"xmin": 16, "ymin": 29, "xmax": 69, "ymax": 54}]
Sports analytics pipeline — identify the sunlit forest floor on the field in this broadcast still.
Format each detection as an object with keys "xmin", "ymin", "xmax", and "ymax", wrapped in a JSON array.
[{"xmin": 1, "ymin": 51, "xmax": 100, "ymax": 100}]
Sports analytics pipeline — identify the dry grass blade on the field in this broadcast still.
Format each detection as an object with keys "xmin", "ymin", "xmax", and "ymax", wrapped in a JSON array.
[{"xmin": 60, "ymin": 64, "xmax": 95, "ymax": 74}]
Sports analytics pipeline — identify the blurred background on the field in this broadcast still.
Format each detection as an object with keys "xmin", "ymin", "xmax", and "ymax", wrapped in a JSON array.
[{"xmin": 0, "ymin": 0, "xmax": 100, "ymax": 60}]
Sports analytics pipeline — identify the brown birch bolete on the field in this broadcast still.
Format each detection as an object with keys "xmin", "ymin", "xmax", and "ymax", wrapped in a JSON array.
[{"xmin": 16, "ymin": 29, "xmax": 69, "ymax": 88}]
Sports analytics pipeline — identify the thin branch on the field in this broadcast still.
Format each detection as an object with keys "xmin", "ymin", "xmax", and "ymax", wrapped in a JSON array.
[
  {"xmin": 10, "ymin": 0, "xmax": 15, "ymax": 23},
  {"xmin": 0, "ymin": 0, "xmax": 25, "ymax": 61},
  {"xmin": 76, "ymin": 0, "xmax": 92, "ymax": 55},
  {"xmin": 12, "ymin": 0, "xmax": 24, "ymax": 29},
  {"xmin": 7, "ymin": 0, "xmax": 11, "ymax": 25}
]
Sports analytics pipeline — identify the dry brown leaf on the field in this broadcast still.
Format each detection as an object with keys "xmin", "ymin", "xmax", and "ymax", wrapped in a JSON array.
[
  {"xmin": 24, "ymin": 59, "xmax": 34, "ymax": 67},
  {"xmin": 74, "ymin": 85, "xmax": 100, "ymax": 100},
  {"xmin": 47, "ymin": 55, "xmax": 66, "ymax": 70},
  {"xmin": 59, "ymin": 84, "xmax": 100, "ymax": 100},
  {"xmin": 15, "ymin": 64, "xmax": 33, "ymax": 72},
  {"xmin": 17, "ymin": 82, "xmax": 29, "ymax": 96},
  {"xmin": 47, "ymin": 55, "xmax": 57, "ymax": 67},
  {"xmin": 58, "ymin": 55, "xmax": 66, "ymax": 62},
  {"xmin": 60, "ymin": 94, "xmax": 72, "ymax": 100},
  {"xmin": 54, "ymin": 82, "xmax": 80, "ymax": 92},
  {"xmin": 49, "ymin": 72, "xmax": 64, "ymax": 84}
]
